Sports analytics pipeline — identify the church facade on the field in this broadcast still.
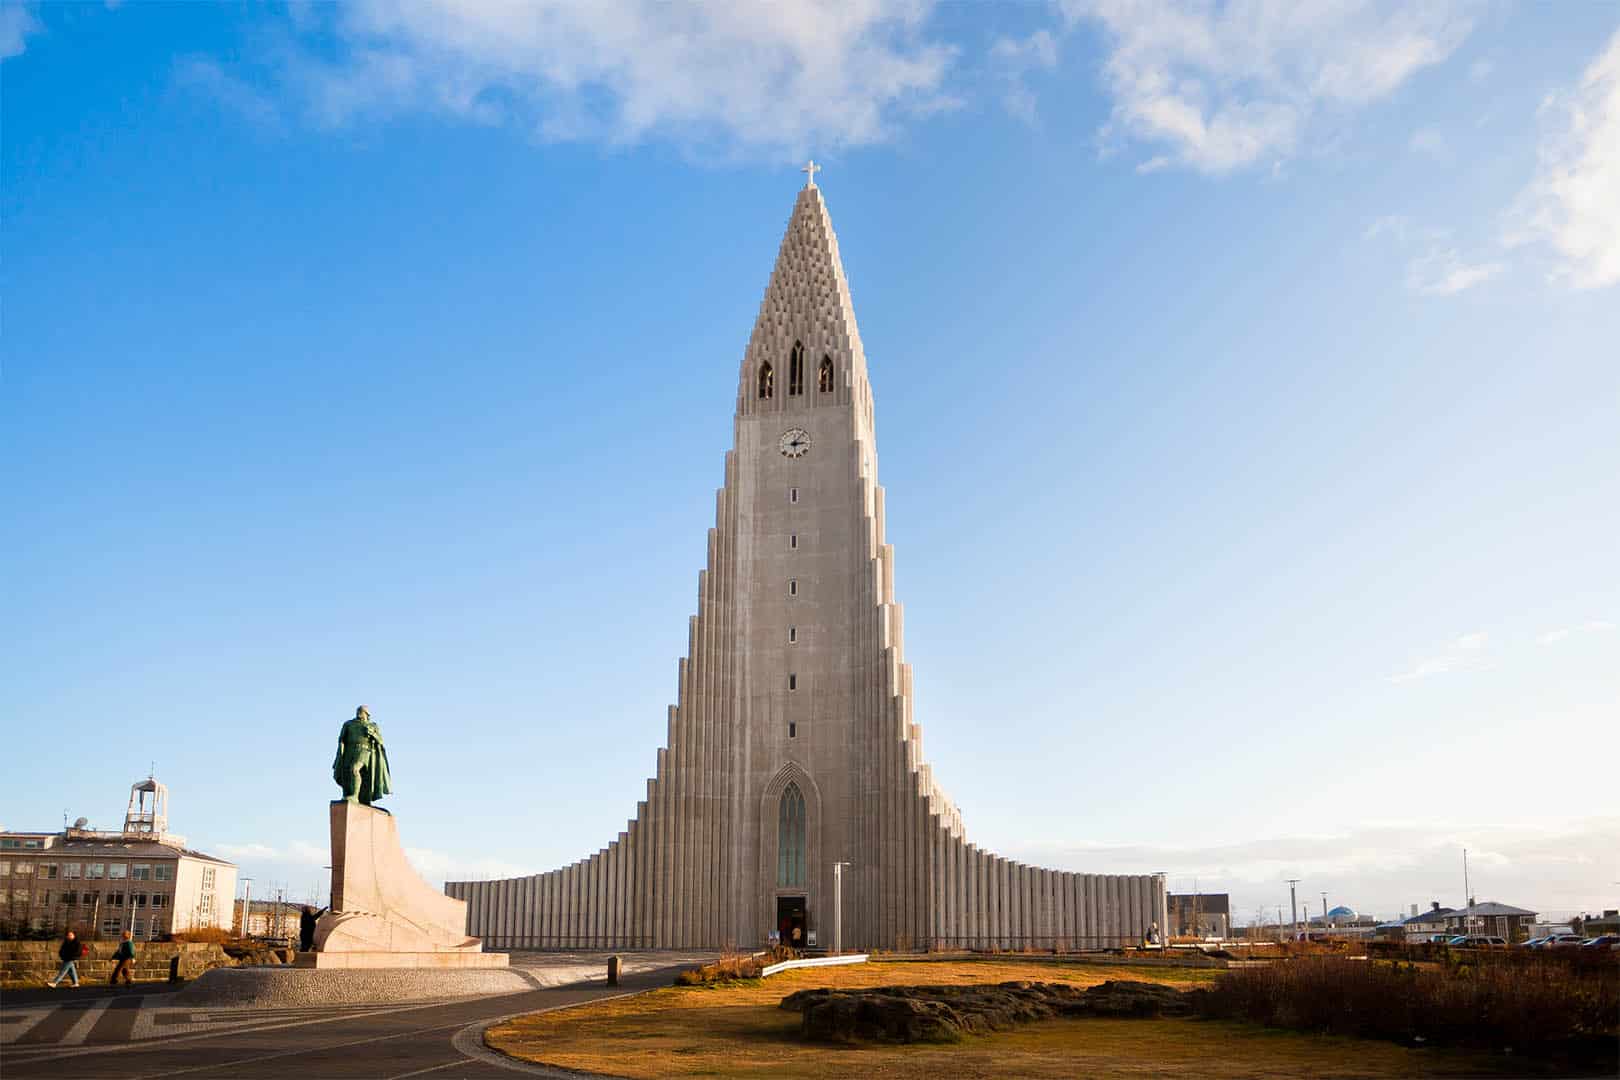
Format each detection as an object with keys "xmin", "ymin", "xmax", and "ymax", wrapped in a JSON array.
[{"xmin": 446, "ymin": 177, "xmax": 1166, "ymax": 951}]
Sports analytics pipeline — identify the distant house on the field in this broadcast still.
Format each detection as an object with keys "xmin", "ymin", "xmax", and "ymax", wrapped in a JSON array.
[
  {"xmin": 1377, "ymin": 901, "xmax": 1455, "ymax": 943},
  {"xmin": 1166, "ymin": 893, "xmax": 1230, "ymax": 939},
  {"xmin": 234, "ymin": 899, "xmax": 306, "ymax": 941},
  {"xmin": 1443, "ymin": 901, "xmax": 1537, "ymax": 942}
]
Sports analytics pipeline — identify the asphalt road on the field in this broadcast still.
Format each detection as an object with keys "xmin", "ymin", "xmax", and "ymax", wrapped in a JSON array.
[{"xmin": 1, "ymin": 964, "xmax": 681, "ymax": 1079}]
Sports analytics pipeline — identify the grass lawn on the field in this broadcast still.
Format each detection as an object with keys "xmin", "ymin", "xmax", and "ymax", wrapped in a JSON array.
[{"xmin": 486, "ymin": 959, "xmax": 1531, "ymax": 1078}]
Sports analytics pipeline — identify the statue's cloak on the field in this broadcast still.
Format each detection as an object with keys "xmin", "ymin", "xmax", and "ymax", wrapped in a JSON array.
[{"xmin": 332, "ymin": 717, "xmax": 393, "ymax": 804}]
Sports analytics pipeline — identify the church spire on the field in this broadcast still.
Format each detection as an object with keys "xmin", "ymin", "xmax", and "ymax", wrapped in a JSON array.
[{"xmin": 738, "ymin": 174, "xmax": 869, "ymax": 417}]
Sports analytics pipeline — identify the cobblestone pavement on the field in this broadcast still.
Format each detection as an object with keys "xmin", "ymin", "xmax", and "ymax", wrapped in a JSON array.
[{"xmin": 0, "ymin": 953, "xmax": 703, "ymax": 1078}]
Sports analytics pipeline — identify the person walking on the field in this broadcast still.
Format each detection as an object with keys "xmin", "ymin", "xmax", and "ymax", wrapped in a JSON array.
[
  {"xmin": 109, "ymin": 930, "xmax": 136, "ymax": 986},
  {"xmin": 48, "ymin": 930, "xmax": 82, "ymax": 988}
]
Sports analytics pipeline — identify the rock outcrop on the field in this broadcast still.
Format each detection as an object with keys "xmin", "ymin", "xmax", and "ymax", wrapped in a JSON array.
[{"xmin": 779, "ymin": 979, "xmax": 1196, "ymax": 1043}]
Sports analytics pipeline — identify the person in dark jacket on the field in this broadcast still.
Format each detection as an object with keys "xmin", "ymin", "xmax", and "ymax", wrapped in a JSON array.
[
  {"xmin": 110, "ymin": 930, "xmax": 136, "ymax": 985},
  {"xmin": 299, "ymin": 906, "xmax": 328, "ymax": 952},
  {"xmin": 48, "ymin": 930, "xmax": 82, "ymax": 988}
]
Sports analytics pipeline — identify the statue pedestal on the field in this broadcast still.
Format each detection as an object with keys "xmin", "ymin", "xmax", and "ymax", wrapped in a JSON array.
[{"xmin": 312, "ymin": 801, "xmax": 507, "ymax": 968}]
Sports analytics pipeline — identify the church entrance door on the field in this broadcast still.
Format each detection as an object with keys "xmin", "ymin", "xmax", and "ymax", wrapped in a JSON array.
[{"xmin": 777, "ymin": 895, "xmax": 807, "ymax": 950}]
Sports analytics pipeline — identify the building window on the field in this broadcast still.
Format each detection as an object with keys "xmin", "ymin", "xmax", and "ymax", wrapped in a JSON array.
[
  {"xmin": 130, "ymin": 918, "xmax": 145, "ymax": 938},
  {"xmin": 40, "ymin": 863, "xmax": 58, "ymax": 880},
  {"xmin": 0, "ymin": 861, "xmax": 9, "ymax": 876},
  {"xmin": 758, "ymin": 361, "xmax": 774, "ymax": 400},
  {"xmin": 788, "ymin": 341, "xmax": 805, "ymax": 396},
  {"xmin": 63, "ymin": 863, "xmax": 81, "ymax": 879},
  {"xmin": 107, "ymin": 892, "xmax": 125, "ymax": 907},
  {"xmin": 788, "ymin": 579, "xmax": 797, "ymax": 596},
  {"xmin": 788, "ymin": 626, "xmax": 797, "ymax": 643},
  {"xmin": 13, "ymin": 862, "xmax": 31, "ymax": 876},
  {"xmin": 11, "ymin": 888, "xmax": 26, "ymax": 902},
  {"xmin": 132, "ymin": 865, "xmax": 151, "ymax": 881},
  {"xmin": 151, "ymin": 894, "xmax": 169, "ymax": 909},
  {"xmin": 788, "ymin": 722, "xmax": 797, "ymax": 738},
  {"xmin": 790, "ymin": 533, "xmax": 797, "ymax": 549},
  {"xmin": 819, "ymin": 355, "xmax": 834, "ymax": 392},
  {"xmin": 790, "ymin": 487, "xmax": 798, "ymax": 503},
  {"xmin": 155, "ymin": 865, "xmax": 173, "ymax": 882},
  {"xmin": 62, "ymin": 891, "xmax": 77, "ymax": 907},
  {"xmin": 108, "ymin": 863, "xmax": 126, "ymax": 880},
  {"xmin": 133, "ymin": 893, "xmax": 148, "ymax": 909},
  {"xmin": 788, "ymin": 674, "xmax": 797, "ymax": 691},
  {"xmin": 777, "ymin": 783, "xmax": 806, "ymax": 886},
  {"xmin": 86, "ymin": 863, "xmax": 105, "ymax": 879},
  {"xmin": 102, "ymin": 918, "xmax": 122, "ymax": 935}
]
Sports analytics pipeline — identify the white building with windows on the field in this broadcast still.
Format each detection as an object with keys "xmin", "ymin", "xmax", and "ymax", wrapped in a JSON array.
[{"xmin": 0, "ymin": 775, "xmax": 236, "ymax": 940}]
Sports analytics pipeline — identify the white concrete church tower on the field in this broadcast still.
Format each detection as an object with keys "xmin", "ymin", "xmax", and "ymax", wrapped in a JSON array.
[{"xmin": 449, "ymin": 173, "xmax": 1166, "ymax": 951}]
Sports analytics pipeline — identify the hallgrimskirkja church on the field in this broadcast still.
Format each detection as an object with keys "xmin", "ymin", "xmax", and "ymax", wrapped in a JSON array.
[{"xmin": 446, "ymin": 172, "xmax": 1167, "ymax": 951}]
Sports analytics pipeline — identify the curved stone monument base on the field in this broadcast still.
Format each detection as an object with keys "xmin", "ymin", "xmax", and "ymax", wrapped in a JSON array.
[{"xmin": 314, "ymin": 800, "xmax": 505, "ymax": 967}]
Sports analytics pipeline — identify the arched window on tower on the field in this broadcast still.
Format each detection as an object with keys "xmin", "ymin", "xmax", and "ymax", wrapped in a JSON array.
[
  {"xmin": 788, "ymin": 341, "xmax": 805, "ymax": 396},
  {"xmin": 818, "ymin": 355, "xmax": 834, "ymax": 392},
  {"xmin": 758, "ymin": 361, "xmax": 774, "ymax": 400},
  {"xmin": 778, "ymin": 782, "xmax": 806, "ymax": 886}
]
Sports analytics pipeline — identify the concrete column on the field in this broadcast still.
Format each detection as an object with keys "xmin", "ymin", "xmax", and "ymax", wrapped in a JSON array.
[
  {"xmin": 654, "ymin": 749, "xmax": 670, "ymax": 948},
  {"xmin": 566, "ymin": 863, "xmax": 580, "ymax": 950},
  {"xmin": 1081, "ymin": 874, "xmax": 1094, "ymax": 950},
  {"xmin": 537, "ymin": 872, "xmax": 550, "ymax": 949},
  {"xmin": 974, "ymin": 849, "xmax": 986, "ymax": 949},
  {"xmin": 998, "ymin": 858, "xmax": 1011, "ymax": 950}
]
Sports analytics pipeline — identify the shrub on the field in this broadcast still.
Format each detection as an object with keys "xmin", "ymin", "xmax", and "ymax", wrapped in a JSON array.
[
  {"xmin": 169, "ymin": 927, "xmax": 240, "ymax": 945},
  {"xmin": 1199, "ymin": 955, "xmax": 1618, "ymax": 1060}
]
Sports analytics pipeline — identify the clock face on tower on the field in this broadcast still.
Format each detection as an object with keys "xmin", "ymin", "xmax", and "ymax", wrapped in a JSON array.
[{"xmin": 779, "ymin": 428, "xmax": 812, "ymax": 458}]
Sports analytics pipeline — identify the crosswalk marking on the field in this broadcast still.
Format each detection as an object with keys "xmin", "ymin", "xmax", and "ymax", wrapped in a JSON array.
[
  {"xmin": 0, "ymin": 1008, "xmax": 52, "ymax": 1044},
  {"xmin": 60, "ymin": 998, "xmax": 112, "ymax": 1046}
]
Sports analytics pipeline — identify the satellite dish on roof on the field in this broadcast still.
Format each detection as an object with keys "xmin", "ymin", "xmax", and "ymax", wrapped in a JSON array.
[{"xmin": 73, "ymin": 816, "xmax": 89, "ymax": 830}]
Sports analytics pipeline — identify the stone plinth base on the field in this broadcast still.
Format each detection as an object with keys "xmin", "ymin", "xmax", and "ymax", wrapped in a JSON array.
[
  {"xmin": 173, "ymin": 965, "xmax": 533, "ymax": 1007},
  {"xmin": 315, "ymin": 801, "xmax": 485, "ymax": 956},
  {"xmin": 295, "ymin": 950, "xmax": 509, "ymax": 970}
]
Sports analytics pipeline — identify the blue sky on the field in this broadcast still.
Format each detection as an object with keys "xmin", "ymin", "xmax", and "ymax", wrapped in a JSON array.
[{"xmin": 4, "ymin": 1, "xmax": 1617, "ymax": 924}]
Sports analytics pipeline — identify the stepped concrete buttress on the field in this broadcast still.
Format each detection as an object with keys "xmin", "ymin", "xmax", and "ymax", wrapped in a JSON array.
[{"xmin": 305, "ymin": 801, "xmax": 506, "ymax": 969}]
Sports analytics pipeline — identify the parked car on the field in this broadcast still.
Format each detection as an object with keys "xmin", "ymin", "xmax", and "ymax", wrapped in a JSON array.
[
  {"xmin": 1539, "ymin": 934, "xmax": 1588, "ymax": 949},
  {"xmin": 1580, "ymin": 934, "xmax": 1620, "ymax": 950},
  {"xmin": 1521, "ymin": 936, "xmax": 1550, "ymax": 948},
  {"xmin": 1447, "ymin": 935, "xmax": 1507, "ymax": 947}
]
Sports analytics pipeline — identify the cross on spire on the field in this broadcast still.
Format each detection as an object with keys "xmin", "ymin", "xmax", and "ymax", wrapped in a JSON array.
[{"xmin": 801, "ymin": 159, "xmax": 821, "ymax": 188}]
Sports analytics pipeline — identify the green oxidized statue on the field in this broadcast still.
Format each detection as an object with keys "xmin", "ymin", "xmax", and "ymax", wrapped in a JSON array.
[{"xmin": 332, "ymin": 705, "xmax": 393, "ymax": 808}]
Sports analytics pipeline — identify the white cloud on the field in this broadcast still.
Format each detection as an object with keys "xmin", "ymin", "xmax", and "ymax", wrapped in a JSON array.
[
  {"xmin": 403, "ymin": 846, "xmax": 527, "ymax": 886},
  {"xmin": 1468, "ymin": 57, "xmax": 1493, "ymax": 83},
  {"xmin": 1012, "ymin": 817, "xmax": 1620, "ymax": 921},
  {"xmin": 990, "ymin": 29, "xmax": 1059, "ymax": 123},
  {"xmin": 1408, "ymin": 125, "xmax": 1449, "ymax": 161},
  {"xmin": 1063, "ymin": 0, "xmax": 1476, "ymax": 173},
  {"xmin": 263, "ymin": 1, "xmax": 956, "ymax": 160},
  {"xmin": 1540, "ymin": 619, "xmax": 1616, "ymax": 645},
  {"xmin": 1388, "ymin": 630, "xmax": 1491, "ymax": 682},
  {"xmin": 1, "ymin": 2, "xmax": 41, "ymax": 60},
  {"xmin": 1404, "ymin": 244, "xmax": 1504, "ymax": 295},
  {"xmin": 216, "ymin": 840, "xmax": 327, "ymax": 865},
  {"xmin": 1507, "ymin": 27, "xmax": 1620, "ymax": 290},
  {"xmin": 174, "ymin": 56, "xmax": 284, "ymax": 131}
]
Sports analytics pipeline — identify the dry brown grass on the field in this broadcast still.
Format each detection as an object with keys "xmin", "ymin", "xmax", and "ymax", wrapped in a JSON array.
[{"xmin": 486, "ymin": 959, "xmax": 1524, "ymax": 1079}]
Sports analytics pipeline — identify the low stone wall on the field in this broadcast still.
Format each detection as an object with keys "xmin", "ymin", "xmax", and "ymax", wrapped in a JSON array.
[{"xmin": 1, "ymin": 940, "xmax": 235, "ymax": 987}]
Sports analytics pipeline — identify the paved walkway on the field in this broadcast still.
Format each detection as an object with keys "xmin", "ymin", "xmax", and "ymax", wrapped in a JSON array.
[{"xmin": 1, "ymin": 952, "xmax": 705, "ymax": 1078}]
